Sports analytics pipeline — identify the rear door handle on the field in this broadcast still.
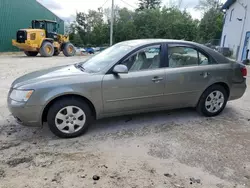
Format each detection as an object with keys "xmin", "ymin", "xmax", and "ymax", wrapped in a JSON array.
[{"xmin": 152, "ymin": 76, "xmax": 163, "ymax": 83}]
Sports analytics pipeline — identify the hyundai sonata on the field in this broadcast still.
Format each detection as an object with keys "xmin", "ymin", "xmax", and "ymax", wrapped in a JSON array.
[{"xmin": 8, "ymin": 39, "xmax": 247, "ymax": 138}]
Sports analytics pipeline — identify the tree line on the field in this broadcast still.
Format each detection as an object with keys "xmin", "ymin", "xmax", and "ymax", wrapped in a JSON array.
[{"xmin": 68, "ymin": 0, "xmax": 224, "ymax": 47}]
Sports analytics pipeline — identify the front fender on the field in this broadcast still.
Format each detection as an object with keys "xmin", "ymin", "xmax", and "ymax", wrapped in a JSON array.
[
  {"xmin": 19, "ymin": 70, "xmax": 104, "ymax": 119},
  {"xmin": 43, "ymin": 86, "xmax": 93, "ymax": 105},
  {"xmin": 39, "ymin": 85, "xmax": 101, "ymax": 117},
  {"xmin": 40, "ymin": 38, "xmax": 54, "ymax": 48}
]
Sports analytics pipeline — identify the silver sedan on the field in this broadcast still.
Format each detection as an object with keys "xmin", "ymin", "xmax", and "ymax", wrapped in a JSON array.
[{"xmin": 8, "ymin": 39, "xmax": 247, "ymax": 138}]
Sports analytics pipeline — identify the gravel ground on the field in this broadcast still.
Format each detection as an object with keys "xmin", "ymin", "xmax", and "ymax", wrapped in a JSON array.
[{"xmin": 0, "ymin": 54, "xmax": 249, "ymax": 188}]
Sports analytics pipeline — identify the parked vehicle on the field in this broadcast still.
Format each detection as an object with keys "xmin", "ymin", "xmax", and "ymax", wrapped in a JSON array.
[
  {"xmin": 8, "ymin": 39, "xmax": 247, "ymax": 138},
  {"xmin": 85, "ymin": 47, "xmax": 95, "ymax": 54},
  {"xmin": 204, "ymin": 39, "xmax": 221, "ymax": 51},
  {"xmin": 93, "ymin": 47, "xmax": 101, "ymax": 52},
  {"xmin": 78, "ymin": 47, "xmax": 86, "ymax": 53},
  {"xmin": 12, "ymin": 20, "xmax": 75, "ymax": 57},
  {"xmin": 217, "ymin": 47, "xmax": 232, "ymax": 57}
]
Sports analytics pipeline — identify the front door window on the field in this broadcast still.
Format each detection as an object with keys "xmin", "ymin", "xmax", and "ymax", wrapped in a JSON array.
[{"xmin": 122, "ymin": 45, "xmax": 161, "ymax": 71}]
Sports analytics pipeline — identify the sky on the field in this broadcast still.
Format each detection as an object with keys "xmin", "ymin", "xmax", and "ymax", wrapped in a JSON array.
[{"xmin": 37, "ymin": 0, "xmax": 227, "ymax": 22}]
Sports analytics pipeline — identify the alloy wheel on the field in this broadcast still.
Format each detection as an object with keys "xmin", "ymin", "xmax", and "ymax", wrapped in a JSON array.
[
  {"xmin": 205, "ymin": 90, "xmax": 225, "ymax": 113},
  {"xmin": 55, "ymin": 106, "xmax": 86, "ymax": 134}
]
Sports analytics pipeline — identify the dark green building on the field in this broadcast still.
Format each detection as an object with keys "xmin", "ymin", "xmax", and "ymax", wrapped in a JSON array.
[{"xmin": 0, "ymin": 0, "xmax": 64, "ymax": 52}]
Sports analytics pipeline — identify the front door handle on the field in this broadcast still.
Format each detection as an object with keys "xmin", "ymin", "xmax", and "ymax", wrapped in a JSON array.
[
  {"xmin": 152, "ymin": 76, "xmax": 163, "ymax": 83},
  {"xmin": 200, "ymin": 72, "xmax": 210, "ymax": 78}
]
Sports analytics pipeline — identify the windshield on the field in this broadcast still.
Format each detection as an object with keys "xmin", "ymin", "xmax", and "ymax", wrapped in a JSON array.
[
  {"xmin": 32, "ymin": 21, "xmax": 45, "ymax": 29},
  {"xmin": 47, "ymin": 22, "xmax": 57, "ymax": 32},
  {"xmin": 80, "ymin": 43, "xmax": 133, "ymax": 73},
  {"xmin": 32, "ymin": 21, "xmax": 57, "ymax": 32}
]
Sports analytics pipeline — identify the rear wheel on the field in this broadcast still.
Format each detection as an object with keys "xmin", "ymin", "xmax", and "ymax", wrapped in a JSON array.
[
  {"xmin": 24, "ymin": 51, "xmax": 38, "ymax": 57},
  {"xmin": 47, "ymin": 98, "xmax": 93, "ymax": 138},
  {"xmin": 196, "ymin": 85, "xmax": 228, "ymax": 117},
  {"xmin": 63, "ymin": 43, "xmax": 76, "ymax": 57},
  {"xmin": 39, "ymin": 41, "xmax": 54, "ymax": 57}
]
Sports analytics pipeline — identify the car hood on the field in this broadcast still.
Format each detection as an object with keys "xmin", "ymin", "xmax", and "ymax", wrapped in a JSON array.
[{"xmin": 12, "ymin": 64, "xmax": 88, "ymax": 88}]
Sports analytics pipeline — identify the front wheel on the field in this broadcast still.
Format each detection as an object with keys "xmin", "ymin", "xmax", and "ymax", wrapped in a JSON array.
[
  {"xmin": 196, "ymin": 85, "xmax": 228, "ymax": 117},
  {"xmin": 47, "ymin": 98, "xmax": 93, "ymax": 138},
  {"xmin": 63, "ymin": 43, "xmax": 76, "ymax": 57},
  {"xmin": 39, "ymin": 41, "xmax": 54, "ymax": 57}
]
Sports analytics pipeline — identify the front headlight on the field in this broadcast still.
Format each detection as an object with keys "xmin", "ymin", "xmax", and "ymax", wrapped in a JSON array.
[{"xmin": 10, "ymin": 89, "xmax": 34, "ymax": 102}]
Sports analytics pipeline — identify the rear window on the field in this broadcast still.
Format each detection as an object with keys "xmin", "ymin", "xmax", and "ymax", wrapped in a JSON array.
[{"xmin": 199, "ymin": 45, "xmax": 229, "ymax": 64}]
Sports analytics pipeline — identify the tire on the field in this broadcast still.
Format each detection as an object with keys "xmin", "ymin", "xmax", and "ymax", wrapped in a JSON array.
[
  {"xmin": 196, "ymin": 85, "xmax": 228, "ymax": 117},
  {"xmin": 63, "ymin": 43, "xmax": 76, "ymax": 57},
  {"xmin": 24, "ymin": 51, "xmax": 38, "ymax": 57},
  {"xmin": 39, "ymin": 41, "xmax": 54, "ymax": 57},
  {"xmin": 47, "ymin": 97, "xmax": 93, "ymax": 138},
  {"xmin": 53, "ymin": 50, "xmax": 60, "ymax": 56}
]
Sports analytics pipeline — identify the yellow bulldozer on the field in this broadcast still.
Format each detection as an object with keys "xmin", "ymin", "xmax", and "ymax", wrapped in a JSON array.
[{"xmin": 12, "ymin": 20, "xmax": 75, "ymax": 57}]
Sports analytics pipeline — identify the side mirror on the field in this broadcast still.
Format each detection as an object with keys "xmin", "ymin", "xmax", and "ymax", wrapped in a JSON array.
[{"xmin": 113, "ymin": 64, "xmax": 128, "ymax": 74}]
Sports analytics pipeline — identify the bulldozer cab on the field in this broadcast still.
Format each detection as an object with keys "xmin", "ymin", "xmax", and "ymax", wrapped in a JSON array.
[{"xmin": 31, "ymin": 20, "xmax": 58, "ymax": 40}]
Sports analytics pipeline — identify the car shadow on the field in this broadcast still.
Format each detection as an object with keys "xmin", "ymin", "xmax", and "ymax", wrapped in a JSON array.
[
  {"xmin": 88, "ymin": 104, "xmax": 244, "ymax": 134},
  {"xmin": 37, "ymin": 108, "xmax": 200, "ymax": 139},
  {"xmin": 8, "ymin": 105, "xmax": 241, "ymax": 141},
  {"xmin": 87, "ymin": 108, "xmax": 201, "ymax": 134}
]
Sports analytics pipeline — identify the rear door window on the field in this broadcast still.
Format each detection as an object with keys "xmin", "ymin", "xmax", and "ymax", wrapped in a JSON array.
[
  {"xmin": 168, "ymin": 45, "xmax": 215, "ymax": 68},
  {"xmin": 168, "ymin": 46, "xmax": 198, "ymax": 68}
]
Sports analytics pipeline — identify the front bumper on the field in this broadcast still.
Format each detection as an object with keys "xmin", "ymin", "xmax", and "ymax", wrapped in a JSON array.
[
  {"xmin": 8, "ymin": 98, "xmax": 43, "ymax": 127},
  {"xmin": 229, "ymin": 80, "xmax": 247, "ymax": 101},
  {"xmin": 12, "ymin": 40, "xmax": 38, "ymax": 51}
]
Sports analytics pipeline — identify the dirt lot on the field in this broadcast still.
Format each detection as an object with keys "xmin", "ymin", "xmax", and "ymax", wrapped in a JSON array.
[{"xmin": 0, "ymin": 54, "xmax": 249, "ymax": 188}]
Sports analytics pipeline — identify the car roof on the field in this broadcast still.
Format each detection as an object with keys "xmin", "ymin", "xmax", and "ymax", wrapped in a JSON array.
[
  {"xmin": 118, "ymin": 39, "xmax": 229, "ymax": 64},
  {"xmin": 118, "ymin": 39, "xmax": 196, "ymax": 46}
]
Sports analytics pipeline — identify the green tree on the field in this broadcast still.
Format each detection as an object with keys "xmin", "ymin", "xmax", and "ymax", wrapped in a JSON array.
[
  {"xmin": 134, "ymin": 7, "xmax": 198, "ymax": 40},
  {"xmin": 196, "ymin": 0, "xmax": 223, "ymax": 12},
  {"xmin": 198, "ymin": 8, "xmax": 223, "ymax": 43},
  {"xmin": 114, "ymin": 8, "xmax": 137, "ymax": 42},
  {"xmin": 197, "ymin": 0, "xmax": 224, "ymax": 43},
  {"xmin": 68, "ymin": 2, "xmax": 224, "ymax": 47},
  {"xmin": 161, "ymin": 7, "xmax": 198, "ymax": 40},
  {"xmin": 72, "ymin": 10, "xmax": 109, "ymax": 46},
  {"xmin": 134, "ymin": 8, "xmax": 161, "ymax": 38},
  {"xmin": 70, "ymin": 32, "xmax": 83, "ymax": 46},
  {"xmin": 137, "ymin": 0, "xmax": 161, "ymax": 10}
]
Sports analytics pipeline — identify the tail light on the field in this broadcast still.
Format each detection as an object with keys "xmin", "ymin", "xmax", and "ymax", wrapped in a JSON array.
[{"xmin": 241, "ymin": 66, "xmax": 247, "ymax": 77}]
